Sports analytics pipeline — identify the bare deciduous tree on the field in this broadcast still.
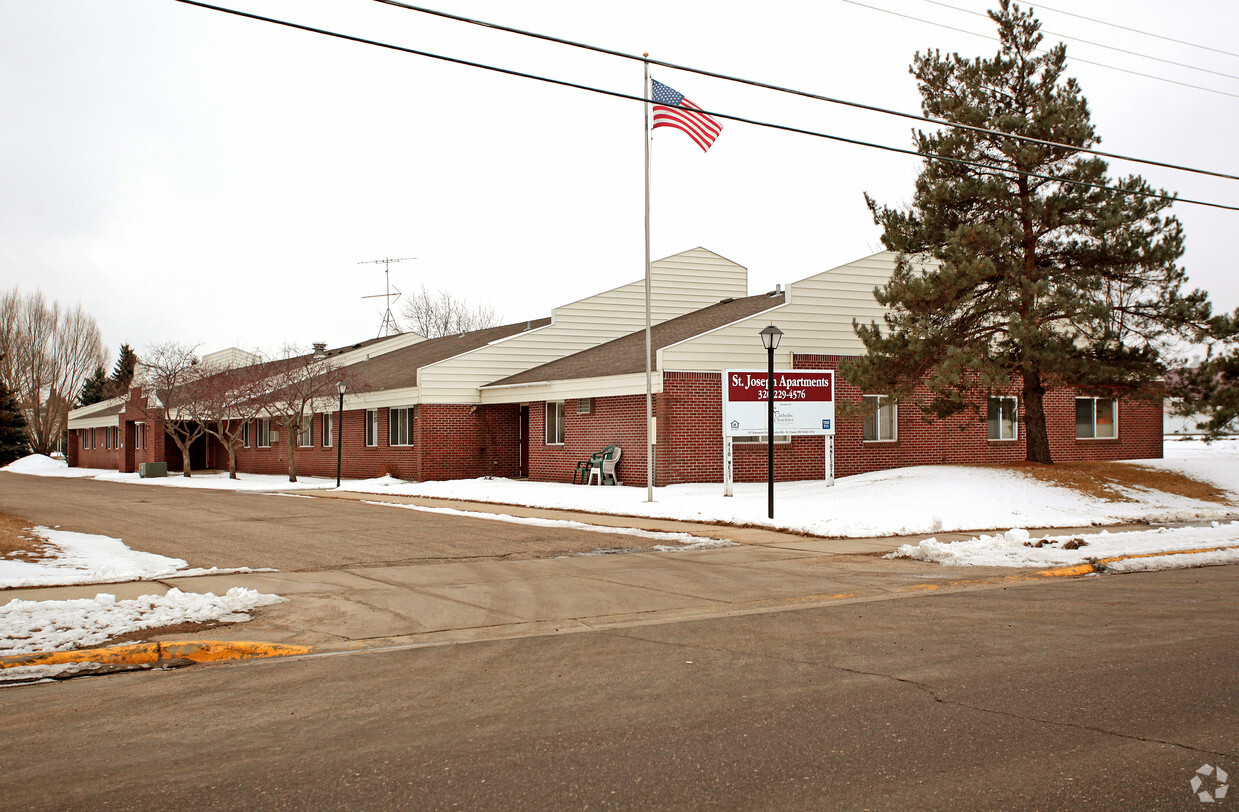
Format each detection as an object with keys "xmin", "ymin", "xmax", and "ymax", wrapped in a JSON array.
[
  {"xmin": 400, "ymin": 285, "xmax": 498, "ymax": 338},
  {"xmin": 263, "ymin": 345, "xmax": 349, "ymax": 482},
  {"xmin": 0, "ymin": 287, "xmax": 105, "ymax": 456},
  {"xmin": 138, "ymin": 342, "xmax": 209, "ymax": 477},
  {"xmin": 189, "ymin": 356, "xmax": 272, "ymax": 479}
]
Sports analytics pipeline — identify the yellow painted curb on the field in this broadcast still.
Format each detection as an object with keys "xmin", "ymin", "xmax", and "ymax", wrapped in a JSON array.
[
  {"xmin": 0, "ymin": 641, "xmax": 311, "ymax": 670},
  {"xmin": 1037, "ymin": 544, "xmax": 1239, "ymax": 578}
]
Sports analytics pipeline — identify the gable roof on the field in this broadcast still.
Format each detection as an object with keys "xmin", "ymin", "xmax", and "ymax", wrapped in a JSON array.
[
  {"xmin": 486, "ymin": 292, "xmax": 785, "ymax": 388},
  {"xmin": 349, "ymin": 318, "xmax": 552, "ymax": 393}
]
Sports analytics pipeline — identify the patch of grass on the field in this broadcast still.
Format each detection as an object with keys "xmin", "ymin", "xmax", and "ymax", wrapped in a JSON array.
[
  {"xmin": 981, "ymin": 462, "xmax": 1232, "ymax": 504},
  {"xmin": 0, "ymin": 513, "xmax": 52, "ymax": 562}
]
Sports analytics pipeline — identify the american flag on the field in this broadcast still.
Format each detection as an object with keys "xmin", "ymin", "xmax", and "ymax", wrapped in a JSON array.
[{"xmin": 651, "ymin": 79, "xmax": 722, "ymax": 152}]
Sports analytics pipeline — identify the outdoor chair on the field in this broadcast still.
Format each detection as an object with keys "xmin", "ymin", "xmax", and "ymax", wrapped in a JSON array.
[{"xmin": 587, "ymin": 445, "xmax": 621, "ymax": 486}]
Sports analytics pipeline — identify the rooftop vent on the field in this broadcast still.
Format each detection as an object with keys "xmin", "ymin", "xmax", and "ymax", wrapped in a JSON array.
[{"xmin": 312, "ymin": 342, "xmax": 327, "ymax": 359}]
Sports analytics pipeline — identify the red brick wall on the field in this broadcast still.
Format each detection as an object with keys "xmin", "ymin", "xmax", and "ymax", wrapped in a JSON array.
[
  {"xmin": 73, "ymin": 427, "xmax": 121, "ymax": 470},
  {"xmin": 527, "ymin": 396, "xmax": 653, "ymax": 484}
]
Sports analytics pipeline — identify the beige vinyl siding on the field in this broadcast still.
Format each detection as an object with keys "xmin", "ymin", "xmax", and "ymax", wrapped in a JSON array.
[
  {"xmin": 658, "ymin": 252, "xmax": 905, "ymax": 371},
  {"xmin": 417, "ymin": 248, "xmax": 748, "ymax": 403},
  {"xmin": 66, "ymin": 397, "xmax": 127, "ymax": 431},
  {"xmin": 481, "ymin": 373, "xmax": 659, "ymax": 405}
]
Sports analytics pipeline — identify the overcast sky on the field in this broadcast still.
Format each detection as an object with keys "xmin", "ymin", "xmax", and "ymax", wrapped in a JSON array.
[{"xmin": 2, "ymin": 0, "xmax": 1237, "ymax": 360}]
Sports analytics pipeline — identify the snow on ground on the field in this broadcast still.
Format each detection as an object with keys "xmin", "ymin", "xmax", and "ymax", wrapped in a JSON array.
[
  {"xmin": 0, "ymin": 587, "xmax": 284, "ymax": 656},
  {"xmin": 341, "ymin": 439, "xmax": 1239, "ymax": 538},
  {"xmin": 364, "ymin": 501, "xmax": 734, "ymax": 551},
  {"xmin": 3, "ymin": 455, "xmax": 340, "ymax": 491},
  {"xmin": 887, "ymin": 522, "xmax": 1239, "ymax": 569},
  {"xmin": 0, "ymin": 527, "xmax": 268, "ymax": 589},
  {"xmin": 5, "ymin": 440, "xmax": 1239, "ymax": 539}
]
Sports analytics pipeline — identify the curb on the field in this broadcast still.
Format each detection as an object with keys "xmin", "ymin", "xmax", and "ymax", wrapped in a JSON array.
[
  {"xmin": 1037, "ymin": 544, "xmax": 1239, "ymax": 577},
  {"xmin": 0, "ymin": 640, "xmax": 311, "ymax": 670}
]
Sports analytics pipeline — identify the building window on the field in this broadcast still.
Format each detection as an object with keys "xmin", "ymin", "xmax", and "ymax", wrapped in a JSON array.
[
  {"xmin": 254, "ymin": 418, "xmax": 271, "ymax": 448},
  {"xmin": 546, "ymin": 401, "xmax": 565, "ymax": 445},
  {"xmin": 577, "ymin": 397, "xmax": 593, "ymax": 415},
  {"xmin": 242, "ymin": 422, "xmax": 250, "ymax": 448},
  {"xmin": 135, "ymin": 422, "xmax": 147, "ymax": 450},
  {"xmin": 390, "ymin": 406, "xmax": 414, "ymax": 446},
  {"xmin": 988, "ymin": 397, "xmax": 1017, "ymax": 441},
  {"xmin": 365, "ymin": 409, "xmax": 378, "ymax": 447},
  {"xmin": 322, "ymin": 413, "xmax": 333, "ymax": 448},
  {"xmin": 1076, "ymin": 397, "xmax": 1117, "ymax": 439},
  {"xmin": 82, "ymin": 429, "xmax": 92, "ymax": 450},
  {"xmin": 111, "ymin": 426, "xmax": 120, "ymax": 449},
  {"xmin": 298, "ymin": 415, "xmax": 313, "ymax": 448},
  {"xmin": 862, "ymin": 395, "xmax": 897, "ymax": 442}
]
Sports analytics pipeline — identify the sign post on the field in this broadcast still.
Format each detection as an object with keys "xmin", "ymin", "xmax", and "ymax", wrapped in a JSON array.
[{"xmin": 722, "ymin": 369, "xmax": 836, "ymax": 495}]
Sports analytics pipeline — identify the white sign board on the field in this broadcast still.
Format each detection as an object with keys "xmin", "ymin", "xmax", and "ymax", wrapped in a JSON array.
[{"xmin": 722, "ymin": 369, "xmax": 835, "ymax": 436}]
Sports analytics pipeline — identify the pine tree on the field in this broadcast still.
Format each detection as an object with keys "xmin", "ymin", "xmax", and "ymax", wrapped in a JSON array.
[
  {"xmin": 0, "ymin": 380, "xmax": 30, "ymax": 465},
  {"xmin": 843, "ymin": 0, "xmax": 1210, "ymax": 463},
  {"xmin": 108, "ymin": 343, "xmax": 138, "ymax": 396},
  {"xmin": 1170, "ymin": 309, "xmax": 1239, "ymax": 438},
  {"xmin": 78, "ymin": 365, "xmax": 109, "ymax": 407}
]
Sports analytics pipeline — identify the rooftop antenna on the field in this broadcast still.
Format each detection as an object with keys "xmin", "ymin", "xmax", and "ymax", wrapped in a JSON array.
[{"xmin": 358, "ymin": 256, "xmax": 415, "ymax": 337}]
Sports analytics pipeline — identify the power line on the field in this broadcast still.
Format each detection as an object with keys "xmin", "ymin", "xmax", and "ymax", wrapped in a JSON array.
[
  {"xmin": 920, "ymin": 0, "xmax": 1239, "ymax": 82},
  {"xmin": 1029, "ymin": 1, "xmax": 1239, "ymax": 61},
  {"xmin": 839, "ymin": 0, "xmax": 1239, "ymax": 100},
  {"xmin": 172, "ymin": 0, "xmax": 1239, "ymax": 212},
  {"xmin": 370, "ymin": 0, "xmax": 1239, "ymax": 182}
]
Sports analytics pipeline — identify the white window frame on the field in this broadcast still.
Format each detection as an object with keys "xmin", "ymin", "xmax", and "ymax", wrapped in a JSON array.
[
  {"xmin": 135, "ymin": 422, "xmax": 147, "ymax": 450},
  {"xmin": 322, "ymin": 413, "xmax": 333, "ymax": 448},
  {"xmin": 862, "ymin": 395, "xmax": 897, "ymax": 442},
  {"xmin": 1076, "ymin": 397, "xmax": 1118, "ymax": 440},
  {"xmin": 298, "ymin": 415, "xmax": 313, "ymax": 448},
  {"xmin": 987, "ymin": 396, "xmax": 1018, "ymax": 441},
  {"xmin": 242, "ymin": 421, "xmax": 250, "ymax": 448},
  {"xmin": 577, "ymin": 397, "xmax": 593, "ymax": 415},
  {"xmin": 82, "ymin": 428, "xmax": 93, "ymax": 450},
  {"xmin": 365, "ymin": 409, "xmax": 378, "ymax": 447},
  {"xmin": 254, "ymin": 418, "xmax": 271, "ymax": 448},
  {"xmin": 390, "ymin": 406, "xmax": 414, "ymax": 447},
  {"xmin": 545, "ymin": 401, "xmax": 565, "ymax": 445}
]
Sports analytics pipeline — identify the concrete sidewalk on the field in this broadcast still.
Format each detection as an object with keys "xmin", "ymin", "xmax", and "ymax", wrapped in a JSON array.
[{"xmin": 3, "ymin": 494, "xmax": 1109, "ymax": 658}]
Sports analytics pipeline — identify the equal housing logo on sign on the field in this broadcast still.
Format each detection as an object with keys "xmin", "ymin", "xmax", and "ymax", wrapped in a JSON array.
[{"xmin": 722, "ymin": 369, "xmax": 835, "ymax": 437}]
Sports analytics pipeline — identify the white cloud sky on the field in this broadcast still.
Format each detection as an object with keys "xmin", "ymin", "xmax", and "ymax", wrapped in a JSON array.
[{"xmin": 2, "ymin": 0, "xmax": 1236, "ymax": 360}]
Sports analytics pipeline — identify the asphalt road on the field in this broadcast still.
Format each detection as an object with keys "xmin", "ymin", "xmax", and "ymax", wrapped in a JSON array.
[
  {"xmin": 3, "ymin": 565, "xmax": 1236, "ymax": 810},
  {"xmin": 0, "ymin": 472, "xmax": 687, "ymax": 570}
]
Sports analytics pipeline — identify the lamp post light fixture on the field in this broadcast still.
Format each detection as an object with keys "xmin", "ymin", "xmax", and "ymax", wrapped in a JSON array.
[
  {"xmin": 335, "ymin": 380, "xmax": 347, "ymax": 488},
  {"xmin": 759, "ymin": 324, "xmax": 783, "ymax": 520}
]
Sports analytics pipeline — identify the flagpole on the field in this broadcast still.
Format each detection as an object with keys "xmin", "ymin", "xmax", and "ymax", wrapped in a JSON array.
[{"xmin": 643, "ymin": 55, "xmax": 654, "ymax": 504}]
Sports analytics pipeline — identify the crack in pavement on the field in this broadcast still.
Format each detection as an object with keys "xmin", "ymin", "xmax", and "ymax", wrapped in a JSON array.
[{"xmin": 608, "ymin": 629, "xmax": 1236, "ymax": 759}]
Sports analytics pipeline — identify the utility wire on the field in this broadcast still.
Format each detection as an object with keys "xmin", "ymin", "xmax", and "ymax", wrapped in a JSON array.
[
  {"xmin": 921, "ymin": 0, "xmax": 1239, "ymax": 82},
  {"xmin": 839, "ymin": 0, "xmax": 1239, "ymax": 100},
  {"xmin": 173, "ymin": 0, "xmax": 1239, "ymax": 212},
  {"xmin": 371, "ymin": 0, "xmax": 1239, "ymax": 182},
  {"xmin": 1029, "ymin": 0, "xmax": 1239, "ymax": 61}
]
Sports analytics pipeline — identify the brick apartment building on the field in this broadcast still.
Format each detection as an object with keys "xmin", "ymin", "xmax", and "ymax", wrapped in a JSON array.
[{"xmin": 67, "ymin": 249, "xmax": 1161, "ymax": 485}]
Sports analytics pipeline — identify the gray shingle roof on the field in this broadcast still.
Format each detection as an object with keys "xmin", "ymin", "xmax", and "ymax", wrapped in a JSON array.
[
  {"xmin": 348, "ymin": 319, "xmax": 552, "ymax": 392},
  {"xmin": 486, "ymin": 292, "xmax": 785, "ymax": 388}
]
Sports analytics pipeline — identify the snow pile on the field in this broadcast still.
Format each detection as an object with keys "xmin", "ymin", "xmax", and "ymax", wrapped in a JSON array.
[
  {"xmin": 887, "ymin": 521, "xmax": 1239, "ymax": 568},
  {"xmin": 0, "ymin": 588, "xmax": 284, "ymax": 655},
  {"xmin": 0, "ymin": 527, "xmax": 267, "ymax": 589},
  {"xmin": 0, "ymin": 527, "xmax": 190, "ymax": 588},
  {"xmin": 2, "ymin": 454, "xmax": 97, "ymax": 477}
]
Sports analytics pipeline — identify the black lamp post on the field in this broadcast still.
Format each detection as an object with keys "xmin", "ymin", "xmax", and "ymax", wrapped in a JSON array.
[
  {"xmin": 335, "ymin": 380, "xmax": 346, "ymax": 488},
  {"xmin": 759, "ymin": 324, "xmax": 783, "ymax": 519}
]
